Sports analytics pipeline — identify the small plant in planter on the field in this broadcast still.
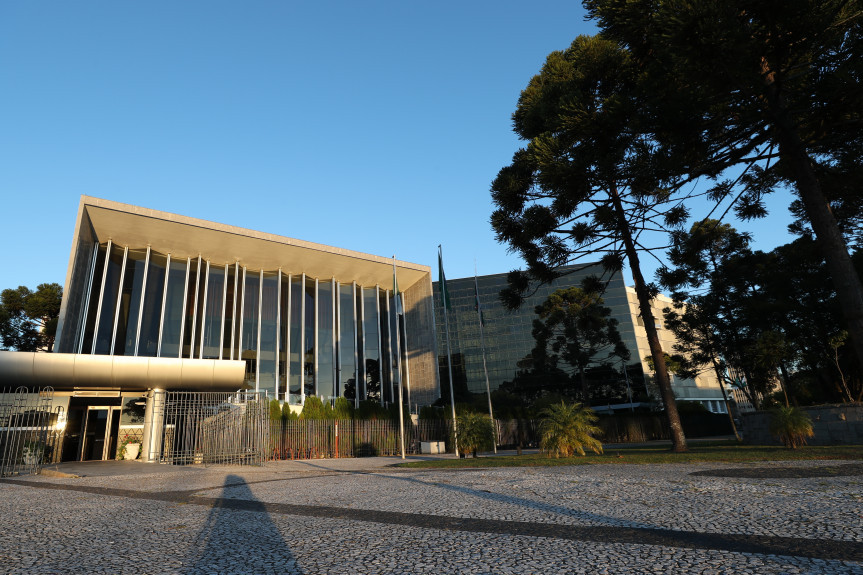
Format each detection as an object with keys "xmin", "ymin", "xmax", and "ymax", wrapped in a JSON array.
[
  {"xmin": 118, "ymin": 435, "xmax": 142, "ymax": 460},
  {"xmin": 23, "ymin": 440, "xmax": 47, "ymax": 465}
]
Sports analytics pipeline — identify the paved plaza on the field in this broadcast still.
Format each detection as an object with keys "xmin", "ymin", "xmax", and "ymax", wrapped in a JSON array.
[{"xmin": 1, "ymin": 456, "xmax": 861, "ymax": 574}]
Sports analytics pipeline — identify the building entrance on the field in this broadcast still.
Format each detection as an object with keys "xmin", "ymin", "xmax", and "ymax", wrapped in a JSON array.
[{"xmin": 79, "ymin": 406, "xmax": 121, "ymax": 461}]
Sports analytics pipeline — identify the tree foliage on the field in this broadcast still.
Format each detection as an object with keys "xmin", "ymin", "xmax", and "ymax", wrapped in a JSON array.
[
  {"xmin": 587, "ymin": 0, "xmax": 863, "ymax": 378},
  {"xmin": 0, "ymin": 283, "xmax": 62, "ymax": 352},
  {"xmin": 768, "ymin": 406, "xmax": 815, "ymax": 449},
  {"xmin": 456, "ymin": 412, "xmax": 496, "ymax": 458},
  {"xmin": 491, "ymin": 34, "xmax": 689, "ymax": 451}
]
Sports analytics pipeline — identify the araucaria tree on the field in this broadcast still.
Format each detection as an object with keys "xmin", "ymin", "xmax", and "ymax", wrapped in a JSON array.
[
  {"xmin": 0, "ymin": 284, "xmax": 62, "ymax": 352},
  {"xmin": 532, "ymin": 285, "xmax": 630, "ymax": 404},
  {"xmin": 587, "ymin": 0, "xmax": 863, "ymax": 376},
  {"xmin": 491, "ymin": 35, "xmax": 690, "ymax": 451}
]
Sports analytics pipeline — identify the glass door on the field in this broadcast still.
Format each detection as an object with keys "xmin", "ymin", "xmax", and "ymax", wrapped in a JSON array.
[{"xmin": 79, "ymin": 406, "xmax": 122, "ymax": 460}]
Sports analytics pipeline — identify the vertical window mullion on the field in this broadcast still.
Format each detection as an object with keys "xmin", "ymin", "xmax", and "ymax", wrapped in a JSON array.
[
  {"xmin": 386, "ymin": 289, "xmax": 394, "ymax": 404},
  {"xmin": 178, "ymin": 257, "xmax": 191, "ymax": 359},
  {"xmin": 189, "ymin": 255, "xmax": 202, "ymax": 359},
  {"xmin": 314, "ymin": 277, "xmax": 319, "ymax": 398},
  {"xmin": 359, "ymin": 285, "xmax": 365, "ymax": 403},
  {"xmin": 300, "ymin": 273, "xmax": 305, "ymax": 404},
  {"xmin": 256, "ymin": 269, "xmax": 263, "ymax": 394},
  {"xmin": 219, "ymin": 264, "xmax": 228, "ymax": 360},
  {"xmin": 352, "ymin": 281, "xmax": 358, "ymax": 406},
  {"xmin": 109, "ymin": 246, "xmax": 129, "ymax": 356},
  {"xmin": 230, "ymin": 262, "xmax": 239, "ymax": 360},
  {"xmin": 90, "ymin": 240, "xmax": 112, "ymax": 355},
  {"xmin": 286, "ymin": 274, "xmax": 291, "ymax": 402},
  {"xmin": 157, "ymin": 253, "xmax": 171, "ymax": 357},
  {"xmin": 133, "ymin": 246, "xmax": 151, "ymax": 356},
  {"xmin": 275, "ymin": 270, "xmax": 281, "ymax": 401},
  {"xmin": 199, "ymin": 260, "xmax": 210, "ymax": 359},
  {"xmin": 238, "ymin": 267, "xmax": 246, "ymax": 365},
  {"xmin": 77, "ymin": 242, "xmax": 100, "ymax": 354},
  {"xmin": 376, "ymin": 285, "xmax": 382, "ymax": 405}
]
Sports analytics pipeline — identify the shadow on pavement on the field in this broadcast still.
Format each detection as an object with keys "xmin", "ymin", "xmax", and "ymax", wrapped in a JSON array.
[{"xmin": 184, "ymin": 474, "xmax": 305, "ymax": 575}]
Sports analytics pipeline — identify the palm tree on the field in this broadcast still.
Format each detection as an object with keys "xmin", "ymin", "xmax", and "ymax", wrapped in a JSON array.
[
  {"xmin": 769, "ymin": 406, "xmax": 814, "ymax": 449},
  {"xmin": 539, "ymin": 401, "xmax": 603, "ymax": 457},
  {"xmin": 456, "ymin": 412, "xmax": 496, "ymax": 458}
]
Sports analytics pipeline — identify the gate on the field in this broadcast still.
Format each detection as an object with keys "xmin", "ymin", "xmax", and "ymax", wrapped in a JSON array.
[
  {"xmin": 152, "ymin": 390, "xmax": 268, "ymax": 466},
  {"xmin": 0, "ymin": 387, "xmax": 64, "ymax": 477}
]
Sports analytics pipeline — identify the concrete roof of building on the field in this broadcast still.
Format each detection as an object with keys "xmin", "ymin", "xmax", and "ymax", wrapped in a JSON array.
[{"xmin": 74, "ymin": 195, "xmax": 431, "ymax": 290}]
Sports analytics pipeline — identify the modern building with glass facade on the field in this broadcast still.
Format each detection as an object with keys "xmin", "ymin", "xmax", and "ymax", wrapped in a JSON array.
[
  {"xmin": 0, "ymin": 196, "xmax": 439, "ymax": 463},
  {"xmin": 433, "ymin": 265, "xmax": 728, "ymax": 413}
]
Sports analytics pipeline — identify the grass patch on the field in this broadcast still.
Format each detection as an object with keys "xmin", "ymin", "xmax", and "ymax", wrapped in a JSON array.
[{"xmin": 396, "ymin": 443, "xmax": 863, "ymax": 469}]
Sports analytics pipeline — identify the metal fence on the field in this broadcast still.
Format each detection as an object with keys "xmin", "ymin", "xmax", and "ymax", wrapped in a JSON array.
[
  {"xmin": 0, "ymin": 387, "xmax": 64, "ymax": 477},
  {"xmin": 269, "ymin": 419, "xmax": 453, "ymax": 459},
  {"xmin": 154, "ymin": 391, "xmax": 269, "ymax": 466}
]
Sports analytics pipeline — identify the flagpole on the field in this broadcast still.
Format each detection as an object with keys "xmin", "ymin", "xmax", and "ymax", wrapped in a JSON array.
[
  {"xmin": 439, "ymin": 245, "xmax": 459, "ymax": 457},
  {"xmin": 393, "ymin": 256, "xmax": 406, "ymax": 460},
  {"xmin": 474, "ymin": 261, "xmax": 496, "ymax": 453}
]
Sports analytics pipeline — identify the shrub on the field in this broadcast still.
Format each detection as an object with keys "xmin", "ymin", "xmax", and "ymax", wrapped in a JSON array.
[
  {"xmin": 269, "ymin": 399, "xmax": 283, "ymax": 421},
  {"xmin": 769, "ymin": 406, "xmax": 814, "ymax": 449},
  {"xmin": 539, "ymin": 401, "xmax": 603, "ymax": 457},
  {"xmin": 300, "ymin": 396, "xmax": 334, "ymax": 420},
  {"xmin": 456, "ymin": 412, "xmax": 496, "ymax": 458},
  {"xmin": 282, "ymin": 403, "xmax": 299, "ymax": 421},
  {"xmin": 333, "ymin": 397, "xmax": 354, "ymax": 419}
]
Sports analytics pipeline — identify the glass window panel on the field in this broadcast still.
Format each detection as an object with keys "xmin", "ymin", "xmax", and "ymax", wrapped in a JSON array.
[
  {"xmin": 159, "ymin": 258, "xmax": 188, "ymax": 358},
  {"xmin": 240, "ymin": 269, "xmax": 260, "ymax": 388},
  {"xmin": 379, "ymin": 290, "xmax": 392, "ymax": 403},
  {"xmin": 356, "ymin": 286, "xmax": 365, "ymax": 399},
  {"xmin": 201, "ymin": 264, "xmax": 225, "ymax": 359},
  {"xmin": 116, "ymin": 248, "xmax": 148, "ymax": 356},
  {"xmin": 138, "ymin": 252, "xmax": 167, "ymax": 357},
  {"xmin": 258, "ymin": 271, "xmax": 279, "ymax": 397},
  {"xmin": 181, "ymin": 258, "xmax": 200, "ymax": 359},
  {"xmin": 390, "ymin": 291, "xmax": 402, "ymax": 402},
  {"xmin": 317, "ymin": 280, "xmax": 335, "ymax": 401},
  {"xmin": 279, "ymin": 274, "xmax": 290, "ymax": 396},
  {"xmin": 80, "ymin": 243, "xmax": 107, "ymax": 354},
  {"xmin": 289, "ymin": 277, "xmax": 302, "ymax": 399},
  {"xmin": 338, "ymin": 283, "xmax": 356, "ymax": 400},
  {"xmin": 191, "ymin": 261, "xmax": 206, "ymax": 358},
  {"xmin": 222, "ymin": 264, "xmax": 236, "ymax": 360},
  {"xmin": 363, "ymin": 288, "xmax": 380, "ymax": 402},
  {"xmin": 303, "ymin": 277, "xmax": 315, "ymax": 397},
  {"xmin": 232, "ymin": 268, "xmax": 245, "ymax": 361},
  {"xmin": 93, "ymin": 244, "xmax": 125, "ymax": 355}
]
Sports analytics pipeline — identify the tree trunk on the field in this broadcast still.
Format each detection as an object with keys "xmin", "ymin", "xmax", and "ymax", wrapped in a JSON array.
[
  {"xmin": 711, "ymin": 359, "xmax": 741, "ymax": 441},
  {"xmin": 767, "ymin": 83, "xmax": 863, "ymax": 380},
  {"xmin": 610, "ymin": 185, "xmax": 687, "ymax": 452},
  {"xmin": 579, "ymin": 367, "xmax": 589, "ymax": 405}
]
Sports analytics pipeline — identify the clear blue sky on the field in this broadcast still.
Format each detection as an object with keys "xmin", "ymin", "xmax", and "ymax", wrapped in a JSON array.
[{"xmin": 0, "ymin": 2, "xmax": 795, "ymax": 294}]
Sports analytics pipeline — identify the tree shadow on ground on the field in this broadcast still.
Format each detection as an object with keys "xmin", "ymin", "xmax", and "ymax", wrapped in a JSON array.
[{"xmin": 183, "ymin": 474, "xmax": 305, "ymax": 575}]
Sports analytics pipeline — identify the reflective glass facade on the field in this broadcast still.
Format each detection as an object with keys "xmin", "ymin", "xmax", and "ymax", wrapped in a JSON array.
[
  {"xmin": 433, "ymin": 266, "xmax": 646, "ymax": 400},
  {"xmin": 55, "ymin": 197, "xmax": 440, "ymax": 407},
  {"xmin": 64, "ymin": 242, "xmax": 421, "ymax": 405}
]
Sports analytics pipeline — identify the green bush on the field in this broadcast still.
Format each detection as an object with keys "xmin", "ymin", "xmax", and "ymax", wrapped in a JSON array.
[
  {"xmin": 456, "ymin": 412, "xmax": 496, "ymax": 458},
  {"xmin": 282, "ymin": 403, "xmax": 299, "ymax": 421},
  {"xmin": 769, "ymin": 406, "xmax": 814, "ymax": 449},
  {"xmin": 539, "ymin": 401, "xmax": 603, "ymax": 457},
  {"xmin": 269, "ymin": 399, "xmax": 283, "ymax": 421},
  {"xmin": 333, "ymin": 397, "xmax": 354, "ymax": 419},
  {"xmin": 300, "ymin": 396, "xmax": 334, "ymax": 420}
]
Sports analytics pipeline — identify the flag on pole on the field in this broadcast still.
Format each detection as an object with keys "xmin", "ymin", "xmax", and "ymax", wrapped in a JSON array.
[
  {"xmin": 437, "ymin": 246, "xmax": 451, "ymax": 310},
  {"xmin": 392, "ymin": 256, "xmax": 403, "ymax": 316}
]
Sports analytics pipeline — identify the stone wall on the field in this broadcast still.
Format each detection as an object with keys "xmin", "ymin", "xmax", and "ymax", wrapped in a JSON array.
[{"xmin": 740, "ymin": 403, "xmax": 863, "ymax": 445}]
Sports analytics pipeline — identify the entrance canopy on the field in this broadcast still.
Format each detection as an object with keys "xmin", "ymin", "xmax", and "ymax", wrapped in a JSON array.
[{"xmin": 0, "ymin": 351, "xmax": 245, "ymax": 391}]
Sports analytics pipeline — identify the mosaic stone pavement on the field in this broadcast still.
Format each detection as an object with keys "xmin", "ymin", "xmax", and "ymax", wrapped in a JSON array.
[{"xmin": 1, "ymin": 457, "xmax": 861, "ymax": 574}]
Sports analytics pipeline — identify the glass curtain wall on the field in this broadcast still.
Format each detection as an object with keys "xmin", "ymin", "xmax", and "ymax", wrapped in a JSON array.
[
  {"xmin": 201, "ymin": 264, "xmax": 225, "ymax": 359},
  {"xmin": 138, "ymin": 252, "xmax": 166, "ymax": 357},
  {"xmin": 240, "ymin": 269, "xmax": 260, "ymax": 387},
  {"xmin": 338, "ymin": 283, "xmax": 356, "ymax": 401},
  {"xmin": 80, "ymin": 243, "xmax": 107, "ymax": 353},
  {"xmin": 303, "ymin": 277, "xmax": 315, "ymax": 397},
  {"xmin": 288, "ymin": 276, "xmax": 302, "ymax": 400},
  {"xmin": 259, "ymin": 271, "xmax": 279, "ymax": 397},
  {"xmin": 317, "ymin": 280, "xmax": 335, "ymax": 400},
  {"xmin": 74, "ymin": 244, "xmax": 413, "ymax": 405},
  {"xmin": 363, "ymin": 287, "xmax": 380, "ymax": 402},
  {"xmin": 160, "ymin": 257, "xmax": 188, "ymax": 358}
]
